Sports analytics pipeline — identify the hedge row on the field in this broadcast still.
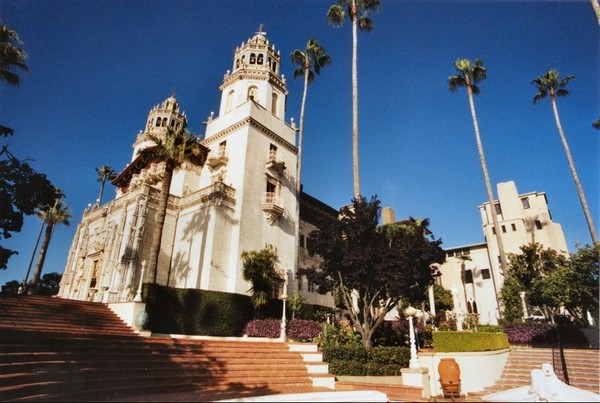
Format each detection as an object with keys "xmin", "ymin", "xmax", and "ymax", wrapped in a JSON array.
[
  {"xmin": 322, "ymin": 345, "xmax": 410, "ymax": 376},
  {"xmin": 432, "ymin": 331, "xmax": 509, "ymax": 352}
]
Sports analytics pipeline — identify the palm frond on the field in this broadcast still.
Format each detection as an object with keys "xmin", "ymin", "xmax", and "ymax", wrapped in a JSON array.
[{"xmin": 327, "ymin": 4, "xmax": 346, "ymax": 26}]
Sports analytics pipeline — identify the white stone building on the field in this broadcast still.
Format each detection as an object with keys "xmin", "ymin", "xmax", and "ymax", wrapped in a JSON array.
[
  {"xmin": 57, "ymin": 30, "xmax": 335, "ymax": 308},
  {"xmin": 436, "ymin": 180, "xmax": 569, "ymax": 325}
]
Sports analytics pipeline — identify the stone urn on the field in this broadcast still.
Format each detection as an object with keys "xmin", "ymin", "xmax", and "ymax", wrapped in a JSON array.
[{"xmin": 438, "ymin": 357, "xmax": 461, "ymax": 398}]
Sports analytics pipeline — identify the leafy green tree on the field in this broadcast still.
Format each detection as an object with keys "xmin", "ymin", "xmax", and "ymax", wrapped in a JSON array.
[
  {"xmin": 137, "ymin": 127, "xmax": 209, "ymax": 282},
  {"xmin": 531, "ymin": 70, "xmax": 598, "ymax": 245},
  {"xmin": 592, "ymin": 117, "xmax": 600, "ymax": 130},
  {"xmin": 0, "ymin": 147, "xmax": 56, "ymax": 270},
  {"xmin": 327, "ymin": 0, "xmax": 381, "ymax": 198},
  {"xmin": 301, "ymin": 195, "xmax": 445, "ymax": 350},
  {"xmin": 426, "ymin": 284, "xmax": 454, "ymax": 313},
  {"xmin": 500, "ymin": 243, "xmax": 596, "ymax": 325},
  {"xmin": 1, "ymin": 279, "xmax": 20, "ymax": 294},
  {"xmin": 1, "ymin": 23, "xmax": 28, "ymax": 137},
  {"xmin": 28, "ymin": 198, "xmax": 71, "ymax": 294},
  {"xmin": 2, "ymin": 272, "xmax": 61, "ymax": 295},
  {"xmin": 448, "ymin": 58, "xmax": 508, "ymax": 278},
  {"xmin": 241, "ymin": 245, "xmax": 282, "ymax": 318},
  {"xmin": 95, "ymin": 165, "xmax": 116, "ymax": 205}
]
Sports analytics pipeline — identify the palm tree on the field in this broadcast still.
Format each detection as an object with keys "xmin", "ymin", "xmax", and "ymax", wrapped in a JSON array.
[
  {"xmin": 532, "ymin": 70, "xmax": 598, "ymax": 245},
  {"xmin": 327, "ymin": 0, "xmax": 381, "ymax": 198},
  {"xmin": 22, "ymin": 187, "xmax": 64, "ymax": 290},
  {"xmin": 0, "ymin": 24, "xmax": 28, "ymax": 87},
  {"xmin": 448, "ymin": 58, "xmax": 509, "ymax": 278},
  {"xmin": 241, "ymin": 245, "xmax": 281, "ymax": 318},
  {"xmin": 290, "ymin": 37, "xmax": 332, "ymax": 286},
  {"xmin": 137, "ymin": 127, "xmax": 209, "ymax": 283},
  {"xmin": 95, "ymin": 165, "xmax": 117, "ymax": 206},
  {"xmin": 28, "ymin": 198, "xmax": 71, "ymax": 294}
]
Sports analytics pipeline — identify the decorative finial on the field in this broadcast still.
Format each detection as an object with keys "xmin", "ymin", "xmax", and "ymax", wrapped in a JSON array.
[
  {"xmin": 171, "ymin": 87, "xmax": 176, "ymax": 97},
  {"xmin": 257, "ymin": 23, "xmax": 265, "ymax": 35}
]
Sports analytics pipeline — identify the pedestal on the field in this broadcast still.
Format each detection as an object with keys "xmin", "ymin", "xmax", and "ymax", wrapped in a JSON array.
[{"xmin": 401, "ymin": 367, "xmax": 431, "ymax": 399}]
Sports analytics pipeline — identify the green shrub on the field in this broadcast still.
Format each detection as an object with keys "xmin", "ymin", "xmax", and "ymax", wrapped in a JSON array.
[
  {"xmin": 323, "ymin": 345, "xmax": 368, "ymax": 363},
  {"xmin": 369, "ymin": 346, "xmax": 410, "ymax": 367},
  {"xmin": 329, "ymin": 360, "xmax": 367, "ymax": 376},
  {"xmin": 477, "ymin": 325, "xmax": 504, "ymax": 333},
  {"xmin": 143, "ymin": 283, "xmax": 254, "ymax": 336},
  {"xmin": 433, "ymin": 331, "xmax": 509, "ymax": 352}
]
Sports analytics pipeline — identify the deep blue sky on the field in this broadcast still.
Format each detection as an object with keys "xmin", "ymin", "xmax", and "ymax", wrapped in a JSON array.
[{"xmin": 1, "ymin": 0, "xmax": 598, "ymax": 287}]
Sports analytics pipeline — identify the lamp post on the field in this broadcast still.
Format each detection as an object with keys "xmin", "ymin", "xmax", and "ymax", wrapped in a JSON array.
[
  {"xmin": 133, "ymin": 260, "xmax": 145, "ymax": 302},
  {"xmin": 279, "ymin": 270, "xmax": 288, "ymax": 341},
  {"xmin": 404, "ymin": 306, "xmax": 420, "ymax": 369}
]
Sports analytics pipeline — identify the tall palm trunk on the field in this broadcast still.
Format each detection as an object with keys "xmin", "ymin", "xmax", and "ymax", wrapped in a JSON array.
[
  {"xmin": 294, "ymin": 65, "xmax": 310, "ymax": 285},
  {"xmin": 466, "ymin": 84, "xmax": 509, "ymax": 276},
  {"xmin": 550, "ymin": 94, "xmax": 599, "ymax": 244},
  {"xmin": 148, "ymin": 166, "xmax": 174, "ymax": 283},
  {"xmin": 28, "ymin": 222, "xmax": 54, "ymax": 294},
  {"xmin": 351, "ymin": 2, "xmax": 360, "ymax": 198},
  {"xmin": 23, "ymin": 220, "xmax": 45, "ymax": 288},
  {"xmin": 97, "ymin": 180, "xmax": 106, "ymax": 205}
]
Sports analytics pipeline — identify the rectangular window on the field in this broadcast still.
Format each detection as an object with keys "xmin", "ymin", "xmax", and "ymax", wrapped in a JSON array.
[
  {"xmin": 492, "ymin": 227, "xmax": 496, "ymax": 235},
  {"xmin": 495, "ymin": 203, "xmax": 502, "ymax": 215},
  {"xmin": 481, "ymin": 268, "xmax": 491, "ymax": 279},
  {"xmin": 308, "ymin": 279, "xmax": 315, "ymax": 293},
  {"xmin": 521, "ymin": 197, "xmax": 530, "ymax": 209},
  {"xmin": 297, "ymin": 275, "xmax": 303, "ymax": 291},
  {"xmin": 511, "ymin": 223, "xmax": 517, "ymax": 231},
  {"xmin": 464, "ymin": 270, "xmax": 473, "ymax": 284},
  {"xmin": 300, "ymin": 234, "xmax": 305, "ymax": 248},
  {"xmin": 501, "ymin": 225, "xmax": 506, "ymax": 233},
  {"xmin": 535, "ymin": 220, "xmax": 543, "ymax": 230}
]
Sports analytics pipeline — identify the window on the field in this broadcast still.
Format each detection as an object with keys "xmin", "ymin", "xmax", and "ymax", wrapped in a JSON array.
[
  {"xmin": 481, "ymin": 268, "xmax": 491, "ymax": 279},
  {"xmin": 495, "ymin": 203, "xmax": 502, "ymax": 215},
  {"xmin": 250, "ymin": 53, "xmax": 256, "ymax": 64},
  {"xmin": 268, "ymin": 144, "xmax": 277, "ymax": 161},
  {"xmin": 463, "ymin": 269, "xmax": 473, "ymax": 284},
  {"xmin": 218, "ymin": 141, "xmax": 227, "ymax": 156},
  {"xmin": 155, "ymin": 118, "xmax": 162, "ymax": 127},
  {"xmin": 521, "ymin": 197, "xmax": 530, "ymax": 209},
  {"xmin": 300, "ymin": 234, "xmax": 305, "ymax": 248},
  {"xmin": 297, "ymin": 274, "xmax": 303, "ymax": 291},
  {"xmin": 257, "ymin": 54, "xmax": 264, "ymax": 65},
  {"xmin": 467, "ymin": 299, "xmax": 478, "ymax": 314},
  {"xmin": 492, "ymin": 227, "xmax": 496, "ymax": 235},
  {"xmin": 535, "ymin": 220, "xmax": 543, "ymax": 230},
  {"xmin": 225, "ymin": 90, "xmax": 234, "ymax": 113},
  {"xmin": 511, "ymin": 223, "xmax": 517, "ymax": 231},
  {"xmin": 271, "ymin": 93, "xmax": 278, "ymax": 115},
  {"xmin": 308, "ymin": 279, "xmax": 315, "ymax": 293},
  {"xmin": 501, "ymin": 225, "xmax": 506, "ymax": 233}
]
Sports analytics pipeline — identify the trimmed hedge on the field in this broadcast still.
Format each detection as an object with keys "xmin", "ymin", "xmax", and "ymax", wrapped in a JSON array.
[
  {"xmin": 433, "ymin": 331, "xmax": 509, "ymax": 352},
  {"xmin": 143, "ymin": 283, "xmax": 254, "ymax": 336},
  {"xmin": 322, "ymin": 345, "xmax": 409, "ymax": 376}
]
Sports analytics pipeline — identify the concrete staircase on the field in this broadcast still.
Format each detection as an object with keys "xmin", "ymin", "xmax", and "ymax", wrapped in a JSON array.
[
  {"xmin": 484, "ymin": 346, "xmax": 600, "ymax": 395},
  {"xmin": 0, "ymin": 294, "xmax": 334, "ymax": 402}
]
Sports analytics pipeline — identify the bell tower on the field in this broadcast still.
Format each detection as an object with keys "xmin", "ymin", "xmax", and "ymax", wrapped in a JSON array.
[
  {"xmin": 213, "ymin": 26, "xmax": 288, "ymax": 125},
  {"xmin": 132, "ymin": 93, "xmax": 188, "ymax": 161}
]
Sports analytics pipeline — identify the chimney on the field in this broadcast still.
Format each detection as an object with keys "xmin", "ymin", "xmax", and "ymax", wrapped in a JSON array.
[{"xmin": 382, "ymin": 207, "xmax": 396, "ymax": 225}]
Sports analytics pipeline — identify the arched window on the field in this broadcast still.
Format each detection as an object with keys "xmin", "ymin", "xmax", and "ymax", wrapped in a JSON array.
[
  {"xmin": 257, "ymin": 54, "xmax": 264, "ymax": 65},
  {"xmin": 225, "ymin": 90, "xmax": 234, "ymax": 113},
  {"xmin": 271, "ymin": 93, "xmax": 278, "ymax": 115},
  {"xmin": 170, "ymin": 120, "xmax": 175, "ymax": 127},
  {"xmin": 250, "ymin": 53, "xmax": 256, "ymax": 64},
  {"xmin": 155, "ymin": 118, "xmax": 162, "ymax": 127},
  {"xmin": 162, "ymin": 118, "xmax": 167, "ymax": 127},
  {"xmin": 271, "ymin": 61, "xmax": 277, "ymax": 73}
]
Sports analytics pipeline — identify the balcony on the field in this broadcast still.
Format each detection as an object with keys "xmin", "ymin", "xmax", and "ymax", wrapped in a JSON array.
[
  {"xmin": 266, "ymin": 150, "xmax": 285, "ymax": 174},
  {"xmin": 261, "ymin": 192, "xmax": 284, "ymax": 224},
  {"xmin": 206, "ymin": 150, "xmax": 228, "ymax": 172}
]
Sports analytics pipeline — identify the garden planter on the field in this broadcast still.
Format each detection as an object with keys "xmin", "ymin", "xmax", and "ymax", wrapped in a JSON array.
[{"xmin": 438, "ymin": 357, "xmax": 461, "ymax": 398}]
